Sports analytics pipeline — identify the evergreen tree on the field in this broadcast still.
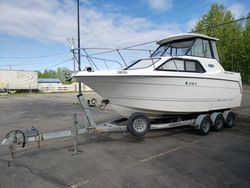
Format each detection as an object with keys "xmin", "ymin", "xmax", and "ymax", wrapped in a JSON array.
[
  {"xmin": 195, "ymin": 4, "xmax": 241, "ymax": 71},
  {"xmin": 242, "ymin": 12, "xmax": 250, "ymax": 83},
  {"xmin": 38, "ymin": 67, "xmax": 72, "ymax": 83},
  {"xmin": 193, "ymin": 4, "xmax": 249, "ymax": 83}
]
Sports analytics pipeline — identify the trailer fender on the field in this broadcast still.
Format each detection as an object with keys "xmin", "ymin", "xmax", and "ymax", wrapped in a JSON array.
[{"xmin": 194, "ymin": 114, "xmax": 208, "ymax": 129}]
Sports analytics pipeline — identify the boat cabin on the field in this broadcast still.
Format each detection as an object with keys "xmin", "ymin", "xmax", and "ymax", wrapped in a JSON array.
[
  {"xmin": 153, "ymin": 33, "xmax": 219, "ymax": 60},
  {"xmin": 125, "ymin": 33, "xmax": 221, "ymax": 72}
]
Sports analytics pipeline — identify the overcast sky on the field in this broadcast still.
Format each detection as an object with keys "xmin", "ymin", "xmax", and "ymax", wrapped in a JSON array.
[{"xmin": 0, "ymin": 0, "xmax": 249, "ymax": 71}]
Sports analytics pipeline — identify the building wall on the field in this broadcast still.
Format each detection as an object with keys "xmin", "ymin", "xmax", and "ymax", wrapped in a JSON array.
[
  {"xmin": 0, "ymin": 70, "xmax": 38, "ymax": 90},
  {"xmin": 38, "ymin": 82, "xmax": 92, "ymax": 92}
]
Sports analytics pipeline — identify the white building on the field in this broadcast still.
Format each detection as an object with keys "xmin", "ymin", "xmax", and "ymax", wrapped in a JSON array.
[
  {"xmin": 0, "ymin": 69, "xmax": 38, "ymax": 92},
  {"xmin": 38, "ymin": 78, "xmax": 92, "ymax": 92}
]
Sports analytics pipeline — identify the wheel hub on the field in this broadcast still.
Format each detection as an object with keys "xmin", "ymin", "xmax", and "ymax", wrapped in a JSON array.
[
  {"xmin": 201, "ymin": 120, "xmax": 210, "ymax": 132},
  {"xmin": 215, "ymin": 118, "xmax": 223, "ymax": 128},
  {"xmin": 133, "ymin": 119, "xmax": 147, "ymax": 133}
]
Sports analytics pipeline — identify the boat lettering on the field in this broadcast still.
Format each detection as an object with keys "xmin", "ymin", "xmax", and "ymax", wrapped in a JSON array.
[
  {"xmin": 185, "ymin": 81, "xmax": 197, "ymax": 86},
  {"xmin": 117, "ymin": 70, "xmax": 128, "ymax": 74},
  {"xmin": 218, "ymin": 98, "xmax": 234, "ymax": 102}
]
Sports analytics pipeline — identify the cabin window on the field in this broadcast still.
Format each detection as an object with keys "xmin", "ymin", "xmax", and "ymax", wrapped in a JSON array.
[
  {"xmin": 162, "ymin": 46, "xmax": 171, "ymax": 56},
  {"xmin": 203, "ymin": 40, "xmax": 212, "ymax": 58},
  {"xmin": 159, "ymin": 59, "xmax": 176, "ymax": 71},
  {"xmin": 152, "ymin": 45, "xmax": 166, "ymax": 57},
  {"xmin": 125, "ymin": 58, "xmax": 160, "ymax": 70},
  {"xmin": 157, "ymin": 59, "xmax": 205, "ymax": 73},
  {"xmin": 158, "ymin": 59, "xmax": 184, "ymax": 71},
  {"xmin": 211, "ymin": 41, "xmax": 219, "ymax": 61},
  {"xmin": 185, "ymin": 60, "xmax": 205, "ymax": 72},
  {"xmin": 171, "ymin": 40, "xmax": 194, "ymax": 56},
  {"xmin": 175, "ymin": 60, "xmax": 185, "ymax": 71},
  {"xmin": 185, "ymin": 61, "xmax": 196, "ymax": 72},
  {"xmin": 151, "ymin": 39, "xmax": 194, "ymax": 57},
  {"xmin": 188, "ymin": 38, "xmax": 203, "ymax": 57},
  {"xmin": 187, "ymin": 38, "xmax": 212, "ymax": 58},
  {"xmin": 152, "ymin": 37, "xmax": 217, "ymax": 60}
]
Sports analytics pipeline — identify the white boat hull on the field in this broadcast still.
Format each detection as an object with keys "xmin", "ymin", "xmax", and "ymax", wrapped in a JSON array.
[{"xmin": 76, "ymin": 75, "xmax": 242, "ymax": 118}]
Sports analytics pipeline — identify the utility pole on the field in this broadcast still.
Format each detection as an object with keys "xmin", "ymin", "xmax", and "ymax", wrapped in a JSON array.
[
  {"xmin": 77, "ymin": 0, "xmax": 81, "ymax": 94},
  {"xmin": 67, "ymin": 37, "xmax": 77, "ymax": 92}
]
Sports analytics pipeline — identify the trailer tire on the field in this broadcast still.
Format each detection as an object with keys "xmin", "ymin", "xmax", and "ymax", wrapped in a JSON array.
[
  {"xmin": 127, "ymin": 113, "xmax": 150, "ymax": 137},
  {"xmin": 210, "ymin": 112, "xmax": 224, "ymax": 132},
  {"xmin": 224, "ymin": 111, "xmax": 235, "ymax": 128},
  {"xmin": 195, "ymin": 115, "xmax": 212, "ymax": 136}
]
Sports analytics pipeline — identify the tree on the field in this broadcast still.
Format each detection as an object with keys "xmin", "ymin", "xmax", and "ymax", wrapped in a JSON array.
[
  {"xmin": 193, "ymin": 4, "xmax": 250, "ymax": 83},
  {"xmin": 242, "ymin": 12, "xmax": 250, "ymax": 83},
  {"xmin": 195, "ymin": 4, "xmax": 241, "ymax": 71},
  {"xmin": 38, "ymin": 69, "xmax": 57, "ymax": 78},
  {"xmin": 38, "ymin": 67, "xmax": 72, "ymax": 83},
  {"xmin": 56, "ymin": 67, "xmax": 71, "ymax": 83}
]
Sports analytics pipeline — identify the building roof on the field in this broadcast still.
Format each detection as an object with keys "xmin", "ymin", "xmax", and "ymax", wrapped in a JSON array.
[
  {"xmin": 157, "ymin": 33, "xmax": 219, "ymax": 45},
  {"xmin": 0, "ymin": 69, "xmax": 37, "ymax": 73},
  {"xmin": 38, "ymin": 78, "xmax": 61, "ymax": 83}
]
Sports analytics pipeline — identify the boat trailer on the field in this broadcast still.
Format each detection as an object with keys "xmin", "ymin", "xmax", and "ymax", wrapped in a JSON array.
[{"xmin": 0, "ymin": 93, "xmax": 235, "ymax": 166}]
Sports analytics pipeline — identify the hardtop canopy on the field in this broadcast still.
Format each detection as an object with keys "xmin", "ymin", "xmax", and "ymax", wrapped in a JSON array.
[{"xmin": 157, "ymin": 33, "xmax": 219, "ymax": 45}]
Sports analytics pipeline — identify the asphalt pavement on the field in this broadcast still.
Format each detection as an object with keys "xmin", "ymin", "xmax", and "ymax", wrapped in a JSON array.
[{"xmin": 0, "ymin": 89, "xmax": 249, "ymax": 188}]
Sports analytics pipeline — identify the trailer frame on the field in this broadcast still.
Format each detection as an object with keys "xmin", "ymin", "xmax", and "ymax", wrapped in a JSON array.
[{"xmin": 1, "ymin": 93, "xmax": 234, "ymax": 166}]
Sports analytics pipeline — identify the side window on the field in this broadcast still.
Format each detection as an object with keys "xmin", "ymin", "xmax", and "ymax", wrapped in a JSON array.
[
  {"xmin": 185, "ymin": 61, "xmax": 196, "ymax": 72},
  {"xmin": 188, "ymin": 38, "xmax": 213, "ymax": 58},
  {"xmin": 185, "ymin": 60, "xmax": 204, "ymax": 73},
  {"xmin": 158, "ymin": 59, "xmax": 184, "ymax": 71},
  {"xmin": 157, "ymin": 59, "xmax": 205, "ymax": 73},
  {"xmin": 175, "ymin": 60, "xmax": 185, "ymax": 71},
  {"xmin": 211, "ymin": 41, "xmax": 219, "ymax": 60},
  {"xmin": 160, "ymin": 60, "xmax": 176, "ymax": 70},
  {"xmin": 203, "ymin": 40, "xmax": 212, "ymax": 58},
  {"xmin": 189, "ymin": 38, "xmax": 203, "ymax": 57},
  {"xmin": 162, "ymin": 47, "xmax": 171, "ymax": 56}
]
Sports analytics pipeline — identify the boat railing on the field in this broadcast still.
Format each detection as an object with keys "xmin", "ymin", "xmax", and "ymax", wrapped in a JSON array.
[{"xmin": 71, "ymin": 41, "xmax": 157, "ymax": 70}]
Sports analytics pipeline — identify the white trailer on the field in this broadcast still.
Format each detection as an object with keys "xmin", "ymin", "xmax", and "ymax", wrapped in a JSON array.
[
  {"xmin": 0, "ymin": 69, "xmax": 38, "ymax": 92},
  {"xmin": 1, "ymin": 93, "xmax": 235, "ymax": 164}
]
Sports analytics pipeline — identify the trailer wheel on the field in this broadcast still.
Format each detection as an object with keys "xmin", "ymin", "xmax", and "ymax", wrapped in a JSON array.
[
  {"xmin": 195, "ymin": 115, "xmax": 212, "ymax": 136},
  {"xmin": 210, "ymin": 112, "xmax": 224, "ymax": 132},
  {"xmin": 90, "ymin": 98, "xmax": 97, "ymax": 106},
  {"xmin": 127, "ymin": 113, "xmax": 150, "ymax": 137},
  {"xmin": 224, "ymin": 111, "xmax": 235, "ymax": 128}
]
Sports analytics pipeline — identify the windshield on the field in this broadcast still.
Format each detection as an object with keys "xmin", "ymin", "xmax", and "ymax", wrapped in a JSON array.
[
  {"xmin": 125, "ymin": 58, "xmax": 160, "ymax": 70},
  {"xmin": 151, "ymin": 39, "xmax": 195, "ymax": 57}
]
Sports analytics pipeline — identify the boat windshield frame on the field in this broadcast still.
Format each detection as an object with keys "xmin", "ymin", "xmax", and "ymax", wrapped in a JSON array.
[
  {"xmin": 151, "ymin": 38, "xmax": 195, "ymax": 57},
  {"xmin": 151, "ymin": 37, "xmax": 217, "ymax": 60},
  {"xmin": 124, "ymin": 58, "xmax": 160, "ymax": 70}
]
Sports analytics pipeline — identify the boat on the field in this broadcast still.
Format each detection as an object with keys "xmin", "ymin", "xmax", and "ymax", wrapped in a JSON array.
[{"xmin": 74, "ymin": 33, "xmax": 242, "ymax": 119}]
